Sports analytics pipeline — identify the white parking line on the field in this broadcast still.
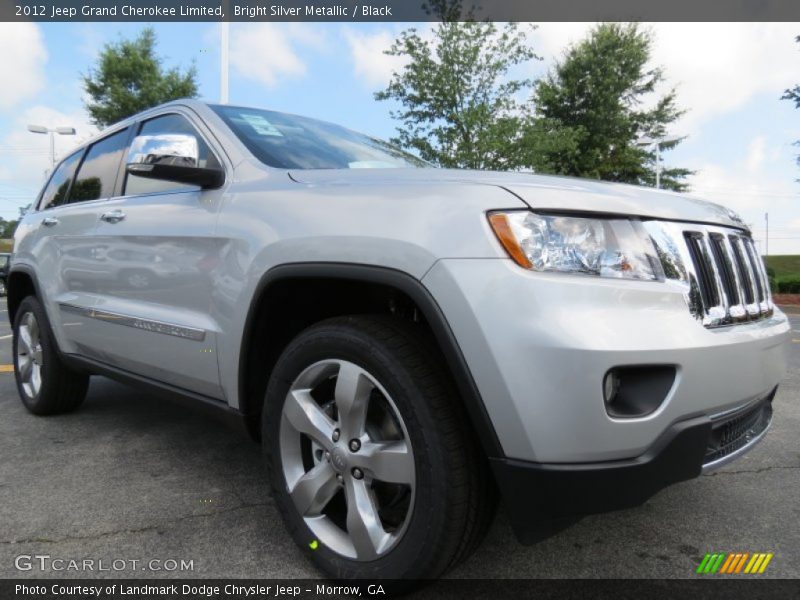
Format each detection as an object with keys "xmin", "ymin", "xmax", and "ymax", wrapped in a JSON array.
[{"xmin": 0, "ymin": 334, "xmax": 12, "ymax": 340}]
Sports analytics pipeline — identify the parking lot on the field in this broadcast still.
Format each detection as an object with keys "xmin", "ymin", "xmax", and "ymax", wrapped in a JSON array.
[{"xmin": 0, "ymin": 297, "xmax": 798, "ymax": 580}]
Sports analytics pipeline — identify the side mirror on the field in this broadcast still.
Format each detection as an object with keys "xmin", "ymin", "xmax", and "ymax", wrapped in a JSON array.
[{"xmin": 125, "ymin": 133, "xmax": 224, "ymax": 189}]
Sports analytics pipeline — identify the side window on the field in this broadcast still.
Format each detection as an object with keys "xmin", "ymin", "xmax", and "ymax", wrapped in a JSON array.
[
  {"xmin": 38, "ymin": 150, "xmax": 83, "ymax": 210},
  {"xmin": 69, "ymin": 128, "xmax": 129, "ymax": 203},
  {"xmin": 124, "ymin": 114, "xmax": 221, "ymax": 196}
]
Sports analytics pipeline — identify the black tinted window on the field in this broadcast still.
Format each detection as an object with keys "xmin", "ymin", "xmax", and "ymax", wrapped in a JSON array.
[
  {"xmin": 70, "ymin": 128, "xmax": 129, "ymax": 203},
  {"xmin": 124, "ymin": 114, "xmax": 220, "ymax": 196},
  {"xmin": 38, "ymin": 150, "xmax": 82, "ymax": 210}
]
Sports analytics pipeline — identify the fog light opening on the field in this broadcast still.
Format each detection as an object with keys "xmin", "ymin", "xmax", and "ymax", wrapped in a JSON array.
[
  {"xmin": 602, "ymin": 365, "xmax": 677, "ymax": 419},
  {"xmin": 603, "ymin": 370, "xmax": 620, "ymax": 405}
]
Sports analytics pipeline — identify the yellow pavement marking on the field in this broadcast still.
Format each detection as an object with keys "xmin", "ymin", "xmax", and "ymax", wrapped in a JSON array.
[
  {"xmin": 793, "ymin": 339, "xmax": 800, "ymax": 343},
  {"xmin": 0, "ymin": 364, "xmax": 14, "ymax": 373}
]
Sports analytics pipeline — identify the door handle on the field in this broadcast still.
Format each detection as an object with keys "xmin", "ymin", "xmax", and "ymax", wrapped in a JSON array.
[
  {"xmin": 100, "ymin": 210, "xmax": 126, "ymax": 224},
  {"xmin": 41, "ymin": 217, "xmax": 59, "ymax": 227}
]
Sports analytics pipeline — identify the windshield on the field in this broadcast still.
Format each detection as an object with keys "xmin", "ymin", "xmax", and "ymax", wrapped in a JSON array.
[{"xmin": 211, "ymin": 105, "xmax": 427, "ymax": 170}]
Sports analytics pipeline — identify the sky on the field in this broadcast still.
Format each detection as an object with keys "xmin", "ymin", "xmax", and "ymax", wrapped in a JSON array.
[{"xmin": 0, "ymin": 21, "xmax": 799, "ymax": 253}]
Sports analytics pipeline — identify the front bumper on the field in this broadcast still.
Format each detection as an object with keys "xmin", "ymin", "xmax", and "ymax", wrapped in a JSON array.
[
  {"xmin": 422, "ymin": 257, "xmax": 789, "ymax": 541},
  {"xmin": 490, "ymin": 389, "xmax": 774, "ymax": 542},
  {"xmin": 422, "ymin": 258, "xmax": 791, "ymax": 462}
]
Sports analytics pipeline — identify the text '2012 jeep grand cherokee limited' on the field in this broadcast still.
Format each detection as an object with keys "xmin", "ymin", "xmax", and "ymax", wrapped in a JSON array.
[{"xmin": 9, "ymin": 100, "xmax": 790, "ymax": 580}]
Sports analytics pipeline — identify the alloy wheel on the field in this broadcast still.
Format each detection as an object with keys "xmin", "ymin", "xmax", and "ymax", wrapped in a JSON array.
[
  {"xmin": 17, "ymin": 311, "xmax": 44, "ymax": 398},
  {"xmin": 279, "ymin": 359, "xmax": 415, "ymax": 560}
]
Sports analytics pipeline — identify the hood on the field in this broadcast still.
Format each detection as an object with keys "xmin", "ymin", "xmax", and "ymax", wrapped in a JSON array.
[{"xmin": 288, "ymin": 168, "xmax": 747, "ymax": 231}]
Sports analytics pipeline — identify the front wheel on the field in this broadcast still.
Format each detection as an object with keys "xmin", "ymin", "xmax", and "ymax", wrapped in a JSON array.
[{"xmin": 263, "ymin": 316, "xmax": 493, "ymax": 580}]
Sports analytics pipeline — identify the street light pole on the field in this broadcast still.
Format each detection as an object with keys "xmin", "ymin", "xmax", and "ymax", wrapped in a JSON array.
[
  {"xmin": 27, "ymin": 124, "xmax": 76, "ymax": 167},
  {"xmin": 220, "ymin": 21, "xmax": 229, "ymax": 103},
  {"xmin": 654, "ymin": 143, "xmax": 661, "ymax": 189},
  {"xmin": 636, "ymin": 134, "xmax": 682, "ymax": 190}
]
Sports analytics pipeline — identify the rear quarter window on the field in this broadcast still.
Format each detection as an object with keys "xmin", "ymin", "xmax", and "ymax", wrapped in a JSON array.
[{"xmin": 38, "ymin": 150, "xmax": 83, "ymax": 210}]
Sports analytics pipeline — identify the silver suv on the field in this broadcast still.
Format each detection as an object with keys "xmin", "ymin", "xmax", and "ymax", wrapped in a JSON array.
[{"xmin": 9, "ymin": 100, "xmax": 791, "ymax": 580}]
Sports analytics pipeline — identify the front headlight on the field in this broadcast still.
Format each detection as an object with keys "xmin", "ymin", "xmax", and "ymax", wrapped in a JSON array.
[{"xmin": 488, "ymin": 211, "xmax": 664, "ymax": 281}]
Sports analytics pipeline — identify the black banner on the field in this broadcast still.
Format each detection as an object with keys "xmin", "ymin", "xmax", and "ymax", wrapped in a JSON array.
[
  {"xmin": 3, "ymin": 579, "xmax": 800, "ymax": 600},
  {"xmin": 3, "ymin": 0, "xmax": 800, "ymax": 22}
]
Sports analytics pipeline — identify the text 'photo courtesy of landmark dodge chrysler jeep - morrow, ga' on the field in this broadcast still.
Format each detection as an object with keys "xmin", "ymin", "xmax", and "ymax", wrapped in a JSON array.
[{"xmin": 8, "ymin": 100, "xmax": 790, "ymax": 580}]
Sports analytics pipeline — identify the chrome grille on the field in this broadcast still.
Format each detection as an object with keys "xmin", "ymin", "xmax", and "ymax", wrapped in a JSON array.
[{"xmin": 644, "ymin": 222, "xmax": 774, "ymax": 328}]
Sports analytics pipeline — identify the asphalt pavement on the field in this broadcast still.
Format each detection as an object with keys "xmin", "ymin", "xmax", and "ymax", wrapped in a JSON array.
[{"xmin": 0, "ymin": 298, "xmax": 798, "ymax": 579}]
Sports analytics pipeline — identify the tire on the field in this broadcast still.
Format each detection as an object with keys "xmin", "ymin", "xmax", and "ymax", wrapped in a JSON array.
[
  {"xmin": 263, "ymin": 315, "xmax": 494, "ymax": 580},
  {"xmin": 13, "ymin": 295, "xmax": 89, "ymax": 415}
]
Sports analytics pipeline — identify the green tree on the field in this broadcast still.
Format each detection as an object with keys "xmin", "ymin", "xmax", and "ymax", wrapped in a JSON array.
[
  {"xmin": 782, "ymin": 35, "xmax": 800, "ymax": 171},
  {"xmin": 528, "ymin": 23, "xmax": 692, "ymax": 191},
  {"xmin": 0, "ymin": 217, "xmax": 19, "ymax": 238},
  {"xmin": 83, "ymin": 28, "xmax": 198, "ymax": 128},
  {"xmin": 376, "ymin": 19, "xmax": 539, "ymax": 170}
]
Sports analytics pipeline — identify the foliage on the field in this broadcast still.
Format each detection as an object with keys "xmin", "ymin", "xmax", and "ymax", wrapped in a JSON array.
[
  {"xmin": 777, "ymin": 276, "xmax": 800, "ymax": 294},
  {"xmin": 766, "ymin": 266, "xmax": 776, "ymax": 292},
  {"xmin": 781, "ymin": 36, "xmax": 800, "ymax": 172},
  {"xmin": 376, "ymin": 19, "xmax": 540, "ymax": 170},
  {"xmin": 765, "ymin": 255, "xmax": 800, "ymax": 280},
  {"xmin": 83, "ymin": 28, "xmax": 198, "ymax": 128},
  {"xmin": 528, "ymin": 23, "xmax": 692, "ymax": 191},
  {"xmin": 782, "ymin": 36, "xmax": 800, "ymax": 109},
  {"xmin": 0, "ymin": 218, "xmax": 19, "ymax": 239}
]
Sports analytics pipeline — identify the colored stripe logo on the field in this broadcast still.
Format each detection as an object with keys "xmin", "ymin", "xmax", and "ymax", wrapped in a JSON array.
[{"xmin": 697, "ymin": 552, "xmax": 774, "ymax": 574}]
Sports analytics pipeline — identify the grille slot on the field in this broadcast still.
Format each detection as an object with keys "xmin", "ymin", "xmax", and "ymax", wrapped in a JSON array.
[
  {"xmin": 708, "ymin": 234, "xmax": 739, "ymax": 306},
  {"xmin": 729, "ymin": 235, "xmax": 755, "ymax": 305},
  {"xmin": 684, "ymin": 233, "xmax": 719, "ymax": 309},
  {"xmin": 743, "ymin": 240, "xmax": 765, "ymax": 302},
  {"xmin": 676, "ymin": 228, "xmax": 772, "ymax": 327},
  {"xmin": 705, "ymin": 394, "xmax": 774, "ymax": 466}
]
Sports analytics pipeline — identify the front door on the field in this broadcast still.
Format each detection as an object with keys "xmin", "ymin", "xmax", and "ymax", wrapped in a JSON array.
[{"xmin": 82, "ymin": 112, "xmax": 227, "ymax": 398}]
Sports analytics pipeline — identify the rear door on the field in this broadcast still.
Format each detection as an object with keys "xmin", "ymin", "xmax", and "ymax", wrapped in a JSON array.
[{"xmin": 83, "ymin": 110, "xmax": 228, "ymax": 398}]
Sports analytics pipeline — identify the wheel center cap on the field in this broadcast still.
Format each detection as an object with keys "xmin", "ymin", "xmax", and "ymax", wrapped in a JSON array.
[{"xmin": 330, "ymin": 447, "xmax": 348, "ymax": 473}]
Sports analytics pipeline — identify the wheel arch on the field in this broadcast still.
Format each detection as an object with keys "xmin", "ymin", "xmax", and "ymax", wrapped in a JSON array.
[
  {"xmin": 7, "ymin": 266, "xmax": 42, "ymax": 325},
  {"xmin": 238, "ymin": 263, "xmax": 504, "ymax": 458}
]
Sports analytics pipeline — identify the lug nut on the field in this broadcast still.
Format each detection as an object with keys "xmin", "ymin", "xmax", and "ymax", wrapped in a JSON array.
[
  {"xmin": 336, "ymin": 474, "xmax": 344, "ymax": 484},
  {"xmin": 349, "ymin": 439, "xmax": 361, "ymax": 452},
  {"xmin": 352, "ymin": 468, "xmax": 364, "ymax": 480},
  {"xmin": 332, "ymin": 429, "xmax": 340, "ymax": 442},
  {"xmin": 324, "ymin": 451, "xmax": 331, "ymax": 462}
]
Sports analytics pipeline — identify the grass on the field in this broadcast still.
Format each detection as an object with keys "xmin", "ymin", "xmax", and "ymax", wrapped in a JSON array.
[
  {"xmin": 0, "ymin": 239, "xmax": 11, "ymax": 253},
  {"xmin": 765, "ymin": 255, "xmax": 800, "ymax": 280}
]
